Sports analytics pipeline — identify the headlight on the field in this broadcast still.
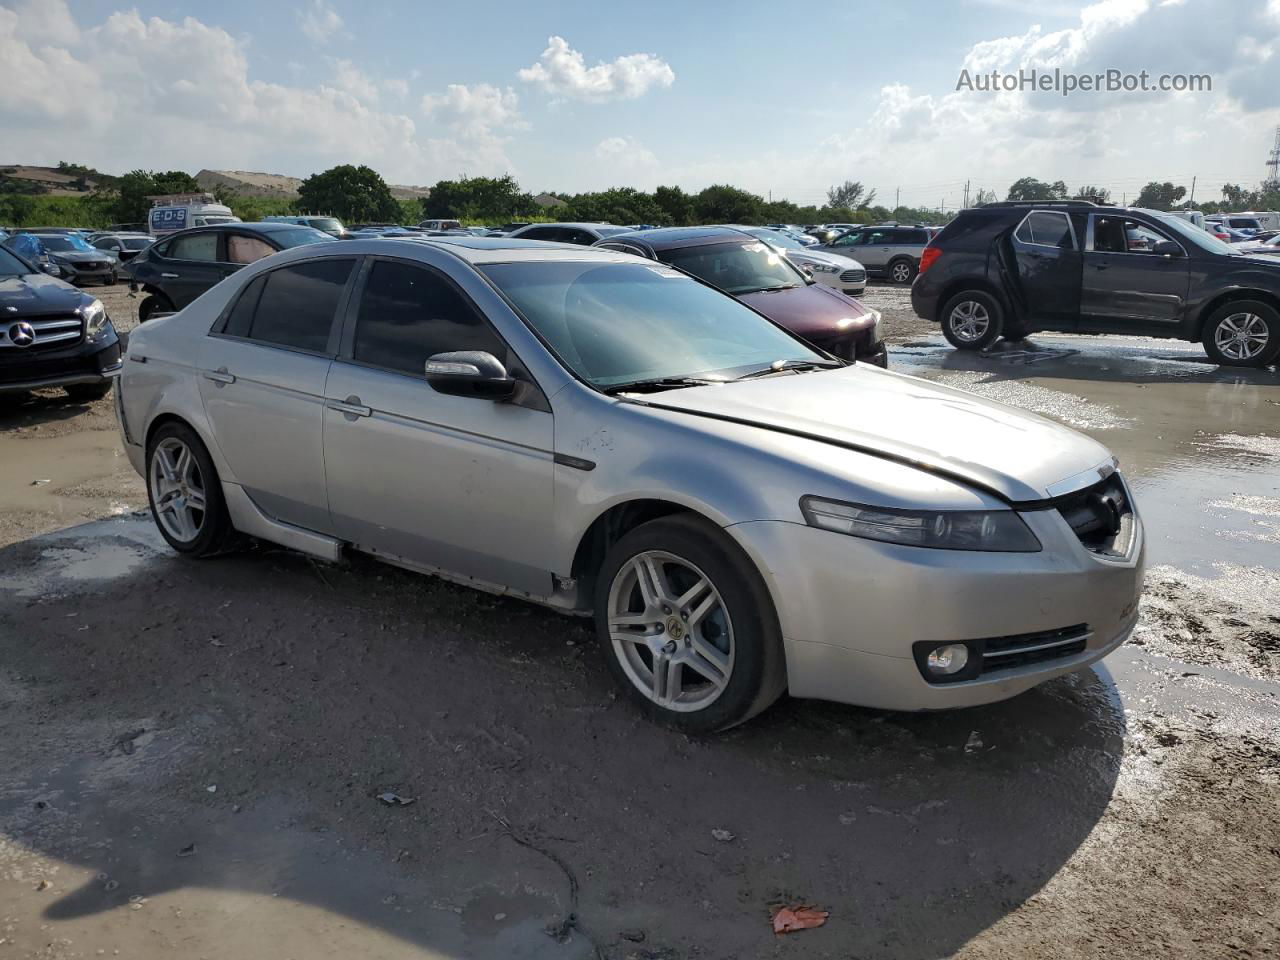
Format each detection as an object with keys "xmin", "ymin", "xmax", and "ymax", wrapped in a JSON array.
[
  {"xmin": 806, "ymin": 262, "xmax": 839, "ymax": 273},
  {"xmin": 800, "ymin": 496, "xmax": 1042, "ymax": 552},
  {"xmin": 83, "ymin": 298, "xmax": 108, "ymax": 335}
]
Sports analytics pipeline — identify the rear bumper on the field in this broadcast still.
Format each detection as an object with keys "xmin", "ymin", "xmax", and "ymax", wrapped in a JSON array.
[
  {"xmin": 910, "ymin": 284, "xmax": 939, "ymax": 321},
  {"xmin": 726, "ymin": 506, "xmax": 1145, "ymax": 711}
]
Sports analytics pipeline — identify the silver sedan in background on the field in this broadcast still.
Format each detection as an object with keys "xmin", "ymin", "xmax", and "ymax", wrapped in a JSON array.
[
  {"xmin": 735, "ymin": 225, "xmax": 868, "ymax": 296},
  {"xmin": 117, "ymin": 238, "xmax": 1144, "ymax": 732}
]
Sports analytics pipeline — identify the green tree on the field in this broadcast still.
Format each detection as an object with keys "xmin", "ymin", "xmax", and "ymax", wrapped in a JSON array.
[
  {"xmin": 297, "ymin": 164, "xmax": 400, "ymax": 222},
  {"xmin": 825, "ymin": 180, "xmax": 876, "ymax": 210},
  {"xmin": 653, "ymin": 185, "xmax": 693, "ymax": 225},
  {"xmin": 420, "ymin": 175, "xmax": 534, "ymax": 222},
  {"xmin": 560, "ymin": 187, "xmax": 664, "ymax": 225},
  {"xmin": 1006, "ymin": 177, "xmax": 1068, "ymax": 202},
  {"xmin": 693, "ymin": 184, "xmax": 764, "ymax": 224},
  {"xmin": 1135, "ymin": 181, "xmax": 1187, "ymax": 211},
  {"xmin": 111, "ymin": 169, "xmax": 201, "ymax": 224}
]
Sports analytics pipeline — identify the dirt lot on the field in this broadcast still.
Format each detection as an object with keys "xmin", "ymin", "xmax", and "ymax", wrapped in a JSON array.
[{"xmin": 1, "ymin": 282, "xmax": 1278, "ymax": 959}]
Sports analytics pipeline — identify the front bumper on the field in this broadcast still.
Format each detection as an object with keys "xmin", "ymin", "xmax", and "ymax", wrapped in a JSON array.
[
  {"xmin": 728, "ymin": 505, "xmax": 1145, "ymax": 711},
  {"xmin": 0, "ymin": 335, "xmax": 122, "ymax": 394}
]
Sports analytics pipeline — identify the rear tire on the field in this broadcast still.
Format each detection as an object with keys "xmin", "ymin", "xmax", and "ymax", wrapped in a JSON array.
[
  {"xmin": 1201, "ymin": 300, "xmax": 1280, "ymax": 367},
  {"xmin": 888, "ymin": 258, "xmax": 917, "ymax": 284},
  {"xmin": 145, "ymin": 422, "xmax": 238, "ymax": 557},
  {"xmin": 138, "ymin": 294, "xmax": 172, "ymax": 323},
  {"xmin": 940, "ymin": 290, "xmax": 1004, "ymax": 350},
  {"xmin": 594, "ymin": 514, "xmax": 787, "ymax": 734},
  {"xmin": 65, "ymin": 381, "xmax": 112, "ymax": 402}
]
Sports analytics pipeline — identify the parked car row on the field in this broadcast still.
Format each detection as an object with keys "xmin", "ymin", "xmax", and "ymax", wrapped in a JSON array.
[{"xmin": 115, "ymin": 233, "xmax": 1145, "ymax": 731}]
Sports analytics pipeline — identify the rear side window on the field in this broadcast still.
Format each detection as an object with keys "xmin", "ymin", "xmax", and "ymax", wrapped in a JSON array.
[
  {"xmin": 352, "ymin": 260, "xmax": 505, "ymax": 376},
  {"xmin": 520, "ymin": 227, "xmax": 561, "ymax": 242},
  {"xmin": 901, "ymin": 229, "xmax": 931, "ymax": 243},
  {"xmin": 245, "ymin": 258, "xmax": 354, "ymax": 353},
  {"xmin": 222, "ymin": 275, "xmax": 266, "ymax": 338},
  {"xmin": 1016, "ymin": 211, "xmax": 1074, "ymax": 249},
  {"xmin": 169, "ymin": 232, "xmax": 219, "ymax": 261},
  {"xmin": 227, "ymin": 234, "xmax": 276, "ymax": 264}
]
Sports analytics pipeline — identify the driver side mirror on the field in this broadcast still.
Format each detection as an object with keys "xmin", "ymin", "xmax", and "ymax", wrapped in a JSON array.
[
  {"xmin": 424, "ymin": 350, "xmax": 517, "ymax": 400},
  {"xmin": 41, "ymin": 262, "xmax": 62, "ymax": 276},
  {"xmin": 1152, "ymin": 240, "xmax": 1182, "ymax": 258}
]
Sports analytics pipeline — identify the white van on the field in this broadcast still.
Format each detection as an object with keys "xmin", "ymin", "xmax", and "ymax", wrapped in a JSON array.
[
  {"xmin": 148, "ymin": 194, "xmax": 241, "ymax": 237},
  {"xmin": 1165, "ymin": 209, "xmax": 1205, "ymax": 229}
]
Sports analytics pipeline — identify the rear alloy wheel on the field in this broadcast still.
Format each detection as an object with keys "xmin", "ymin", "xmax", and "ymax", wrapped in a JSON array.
[
  {"xmin": 1202, "ymin": 301, "xmax": 1280, "ymax": 367},
  {"xmin": 888, "ymin": 258, "xmax": 916, "ymax": 284},
  {"xmin": 940, "ymin": 290, "xmax": 1004, "ymax": 351},
  {"xmin": 595, "ymin": 515, "xmax": 786, "ymax": 733},
  {"xmin": 146, "ymin": 422, "xmax": 237, "ymax": 556}
]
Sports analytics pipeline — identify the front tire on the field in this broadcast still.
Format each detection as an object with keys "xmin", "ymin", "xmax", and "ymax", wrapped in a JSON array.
[
  {"xmin": 594, "ymin": 515, "xmax": 787, "ymax": 734},
  {"xmin": 146, "ymin": 422, "xmax": 237, "ymax": 557},
  {"xmin": 888, "ymin": 258, "xmax": 916, "ymax": 284},
  {"xmin": 940, "ymin": 289, "xmax": 1004, "ymax": 351},
  {"xmin": 1201, "ymin": 300, "xmax": 1280, "ymax": 367}
]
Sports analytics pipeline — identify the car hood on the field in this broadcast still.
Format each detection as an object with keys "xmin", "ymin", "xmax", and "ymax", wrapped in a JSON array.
[
  {"xmin": 737, "ymin": 281, "xmax": 872, "ymax": 337},
  {"xmin": 0, "ymin": 272, "xmax": 86, "ymax": 316},
  {"xmin": 633, "ymin": 366, "xmax": 1113, "ymax": 503},
  {"xmin": 53, "ymin": 250, "xmax": 114, "ymax": 263},
  {"xmin": 785, "ymin": 248, "xmax": 864, "ymax": 270}
]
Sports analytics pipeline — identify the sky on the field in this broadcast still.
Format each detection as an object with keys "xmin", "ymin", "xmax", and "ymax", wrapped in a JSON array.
[{"xmin": 3, "ymin": 0, "xmax": 1280, "ymax": 209}]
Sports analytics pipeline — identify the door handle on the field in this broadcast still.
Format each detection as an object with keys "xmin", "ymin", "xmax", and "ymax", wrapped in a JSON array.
[
  {"xmin": 1092, "ymin": 264, "xmax": 1109, "ymax": 271},
  {"xmin": 202, "ymin": 368, "xmax": 235, "ymax": 385},
  {"xmin": 326, "ymin": 396, "xmax": 372, "ymax": 418},
  {"xmin": 161, "ymin": 272, "xmax": 180, "ymax": 279}
]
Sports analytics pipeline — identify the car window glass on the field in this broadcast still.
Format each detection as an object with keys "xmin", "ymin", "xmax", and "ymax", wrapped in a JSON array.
[
  {"xmin": 222, "ymin": 274, "xmax": 266, "ymax": 338},
  {"xmin": 353, "ymin": 260, "xmax": 506, "ymax": 376},
  {"xmin": 246, "ymin": 258, "xmax": 354, "ymax": 352},
  {"xmin": 906, "ymin": 229, "xmax": 931, "ymax": 243},
  {"xmin": 567, "ymin": 230, "xmax": 593, "ymax": 245},
  {"xmin": 1094, "ymin": 217, "xmax": 1170, "ymax": 254},
  {"xmin": 169, "ymin": 232, "xmax": 219, "ymax": 262},
  {"xmin": 227, "ymin": 234, "xmax": 277, "ymax": 264},
  {"xmin": 1022, "ymin": 212, "xmax": 1074, "ymax": 249}
]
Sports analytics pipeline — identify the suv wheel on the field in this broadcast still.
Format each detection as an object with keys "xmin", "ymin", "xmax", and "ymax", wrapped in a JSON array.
[
  {"xmin": 594, "ymin": 515, "xmax": 787, "ymax": 734},
  {"xmin": 1202, "ymin": 301, "xmax": 1280, "ymax": 367},
  {"xmin": 940, "ymin": 290, "xmax": 1004, "ymax": 350},
  {"xmin": 888, "ymin": 258, "xmax": 916, "ymax": 284}
]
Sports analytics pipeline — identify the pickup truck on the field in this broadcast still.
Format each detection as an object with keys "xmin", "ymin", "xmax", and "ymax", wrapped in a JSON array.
[{"xmin": 911, "ymin": 200, "xmax": 1280, "ymax": 367}]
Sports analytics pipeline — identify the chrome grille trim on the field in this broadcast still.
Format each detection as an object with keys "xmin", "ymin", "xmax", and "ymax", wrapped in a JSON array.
[{"xmin": 0, "ymin": 316, "xmax": 85, "ymax": 350}]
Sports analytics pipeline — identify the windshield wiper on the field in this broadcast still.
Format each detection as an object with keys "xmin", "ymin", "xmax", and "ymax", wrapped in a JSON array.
[
  {"xmin": 740, "ymin": 283, "xmax": 800, "ymax": 294},
  {"xmin": 603, "ymin": 376, "xmax": 724, "ymax": 395},
  {"xmin": 733, "ymin": 359, "xmax": 843, "ymax": 381}
]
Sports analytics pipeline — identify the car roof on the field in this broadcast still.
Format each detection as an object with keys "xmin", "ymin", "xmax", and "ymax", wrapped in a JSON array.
[
  {"xmin": 514, "ymin": 222, "xmax": 620, "ymax": 231},
  {"xmin": 600, "ymin": 225, "xmax": 754, "ymax": 251},
  {"xmin": 162, "ymin": 222, "xmax": 317, "ymax": 236},
  {"xmin": 334, "ymin": 235, "xmax": 643, "ymax": 265}
]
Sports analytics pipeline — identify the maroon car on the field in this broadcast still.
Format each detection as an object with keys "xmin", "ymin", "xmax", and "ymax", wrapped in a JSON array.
[{"xmin": 593, "ymin": 226, "xmax": 887, "ymax": 366}]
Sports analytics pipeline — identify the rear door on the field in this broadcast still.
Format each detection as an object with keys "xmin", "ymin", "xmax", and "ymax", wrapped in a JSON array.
[
  {"xmin": 159, "ymin": 231, "xmax": 234, "ymax": 307},
  {"xmin": 322, "ymin": 256, "xmax": 556, "ymax": 595},
  {"xmin": 1080, "ymin": 214, "xmax": 1190, "ymax": 333},
  {"xmin": 198, "ymin": 256, "xmax": 357, "ymax": 532},
  {"xmin": 1010, "ymin": 210, "xmax": 1082, "ymax": 330}
]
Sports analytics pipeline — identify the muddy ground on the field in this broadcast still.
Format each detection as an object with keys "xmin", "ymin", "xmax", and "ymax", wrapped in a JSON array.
[{"xmin": 1, "ymin": 282, "xmax": 1278, "ymax": 959}]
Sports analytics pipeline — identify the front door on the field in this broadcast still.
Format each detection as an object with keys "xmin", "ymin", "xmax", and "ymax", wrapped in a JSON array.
[
  {"xmin": 1010, "ymin": 210, "xmax": 1083, "ymax": 330},
  {"xmin": 198, "ymin": 257, "xmax": 357, "ymax": 532},
  {"xmin": 1080, "ymin": 214, "xmax": 1190, "ymax": 333},
  {"xmin": 323, "ymin": 257, "xmax": 556, "ymax": 597},
  {"xmin": 159, "ymin": 231, "xmax": 238, "ymax": 307}
]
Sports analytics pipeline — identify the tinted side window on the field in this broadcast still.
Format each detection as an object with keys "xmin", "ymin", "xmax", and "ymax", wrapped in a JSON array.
[
  {"xmin": 227, "ymin": 234, "xmax": 277, "ymax": 264},
  {"xmin": 904, "ymin": 229, "xmax": 931, "ymax": 243},
  {"xmin": 247, "ymin": 259, "xmax": 354, "ymax": 353},
  {"xmin": 352, "ymin": 260, "xmax": 505, "ymax": 376},
  {"xmin": 1026, "ymin": 212, "xmax": 1073, "ymax": 248},
  {"xmin": 520, "ymin": 227, "xmax": 557, "ymax": 242},
  {"xmin": 222, "ymin": 274, "xmax": 266, "ymax": 338},
  {"xmin": 169, "ymin": 232, "xmax": 219, "ymax": 261}
]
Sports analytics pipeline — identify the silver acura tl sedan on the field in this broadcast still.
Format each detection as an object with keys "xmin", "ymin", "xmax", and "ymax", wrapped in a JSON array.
[{"xmin": 116, "ymin": 237, "xmax": 1145, "ymax": 732}]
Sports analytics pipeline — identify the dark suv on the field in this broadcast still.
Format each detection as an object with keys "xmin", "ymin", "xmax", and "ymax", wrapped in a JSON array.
[{"xmin": 912, "ymin": 200, "xmax": 1280, "ymax": 367}]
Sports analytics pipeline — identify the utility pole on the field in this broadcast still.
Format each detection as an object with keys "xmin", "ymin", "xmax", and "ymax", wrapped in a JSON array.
[
  {"xmin": 895, "ymin": 186, "xmax": 900, "ymax": 212},
  {"xmin": 963, "ymin": 179, "xmax": 970, "ymax": 208},
  {"xmin": 1189, "ymin": 176, "xmax": 1196, "ymax": 206}
]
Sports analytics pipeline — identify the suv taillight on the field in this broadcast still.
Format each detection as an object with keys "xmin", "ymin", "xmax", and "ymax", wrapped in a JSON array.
[{"xmin": 918, "ymin": 246, "xmax": 941, "ymax": 274}]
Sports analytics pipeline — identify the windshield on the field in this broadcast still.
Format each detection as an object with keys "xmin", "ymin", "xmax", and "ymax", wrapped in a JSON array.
[
  {"xmin": 270, "ymin": 227, "xmax": 338, "ymax": 248},
  {"xmin": 480, "ymin": 261, "xmax": 824, "ymax": 388},
  {"xmin": 744, "ymin": 227, "xmax": 803, "ymax": 250},
  {"xmin": 1154, "ymin": 213, "xmax": 1237, "ymax": 255},
  {"xmin": 36, "ymin": 234, "xmax": 94, "ymax": 252},
  {"xmin": 661, "ymin": 240, "xmax": 802, "ymax": 294},
  {"xmin": 0, "ymin": 246, "xmax": 34, "ymax": 277},
  {"xmin": 307, "ymin": 217, "xmax": 343, "ymax": 232},
  {"xmin": 1227, "ymin": 218, "xmax": 1260, "ymax": 229},
  {"xmin": 121, "ymin": 237, "xmax": 152, "ymax": 250}
]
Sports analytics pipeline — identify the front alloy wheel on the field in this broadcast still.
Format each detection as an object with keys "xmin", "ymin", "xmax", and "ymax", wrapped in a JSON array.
[
  {"xmin": 607, "ymin": 551, "xmax": 735, "ymax": 713},
  {"xmin": 1213, "ymin": 312, "xmax": 1269, "ymax": 362}
]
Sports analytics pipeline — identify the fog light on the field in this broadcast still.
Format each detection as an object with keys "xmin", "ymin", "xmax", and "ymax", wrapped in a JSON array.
[{"xmin": 926, "ymin": 644, "xmax": 969, "ymax": 676}]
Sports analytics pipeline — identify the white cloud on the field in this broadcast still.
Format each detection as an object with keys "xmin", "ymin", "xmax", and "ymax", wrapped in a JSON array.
[
  {"xmin": 383, "ymin": 77, "xmax": 409, "ymax": 98},
  {"xmin": 422, "ymin": 83, "xmax": 523, "ymax": 132},
  {"xmin": 9, "ymin": 0, "xmax": 79, "ymax": 45},
  {"xmin": 595, "ymin": 135, "xmax": 657, "ymax": 166},
  {"xmin": 0, "ymin": 9, "xmax": 521, "ymax": 183},
  {"xmin": 298, "ymin": 0, "xmax": 342, "ymax": 44},
  {"xmin": 518, "ymin": 36, "xmax": 674, "ymax": 102}
]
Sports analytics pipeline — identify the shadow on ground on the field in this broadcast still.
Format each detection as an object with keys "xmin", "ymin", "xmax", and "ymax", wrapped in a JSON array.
[{"xmin": 0, "ymin": 518, "xmax": 1126, "ymax": 959}]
